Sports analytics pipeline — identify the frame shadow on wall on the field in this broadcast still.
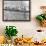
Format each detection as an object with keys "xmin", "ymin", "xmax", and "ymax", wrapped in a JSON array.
[{"xmin": 2, "ymin": 0, "xmax": 30, "ymax": 21}]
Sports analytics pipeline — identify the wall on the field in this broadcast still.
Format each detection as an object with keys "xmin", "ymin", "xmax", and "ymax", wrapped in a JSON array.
[{"xmin": 0, "ymin": 0, "xmax": 46, "ymax": 41}]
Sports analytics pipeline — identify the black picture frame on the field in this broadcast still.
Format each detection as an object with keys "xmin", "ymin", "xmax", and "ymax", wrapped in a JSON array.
[{"xmin": 2, "ymin": 0, "xmax": 31, "ymax": 21}]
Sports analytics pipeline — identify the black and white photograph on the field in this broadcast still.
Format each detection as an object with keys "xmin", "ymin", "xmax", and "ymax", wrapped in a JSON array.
[{"xmin": 3, "ymin": 0, "xmax": 30, "ymax": 21}]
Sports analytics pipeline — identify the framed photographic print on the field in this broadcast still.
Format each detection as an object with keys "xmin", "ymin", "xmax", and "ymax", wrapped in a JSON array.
[{"xmin": 3, "ymin": 0, "xmax": 30, "ymax": 21}]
